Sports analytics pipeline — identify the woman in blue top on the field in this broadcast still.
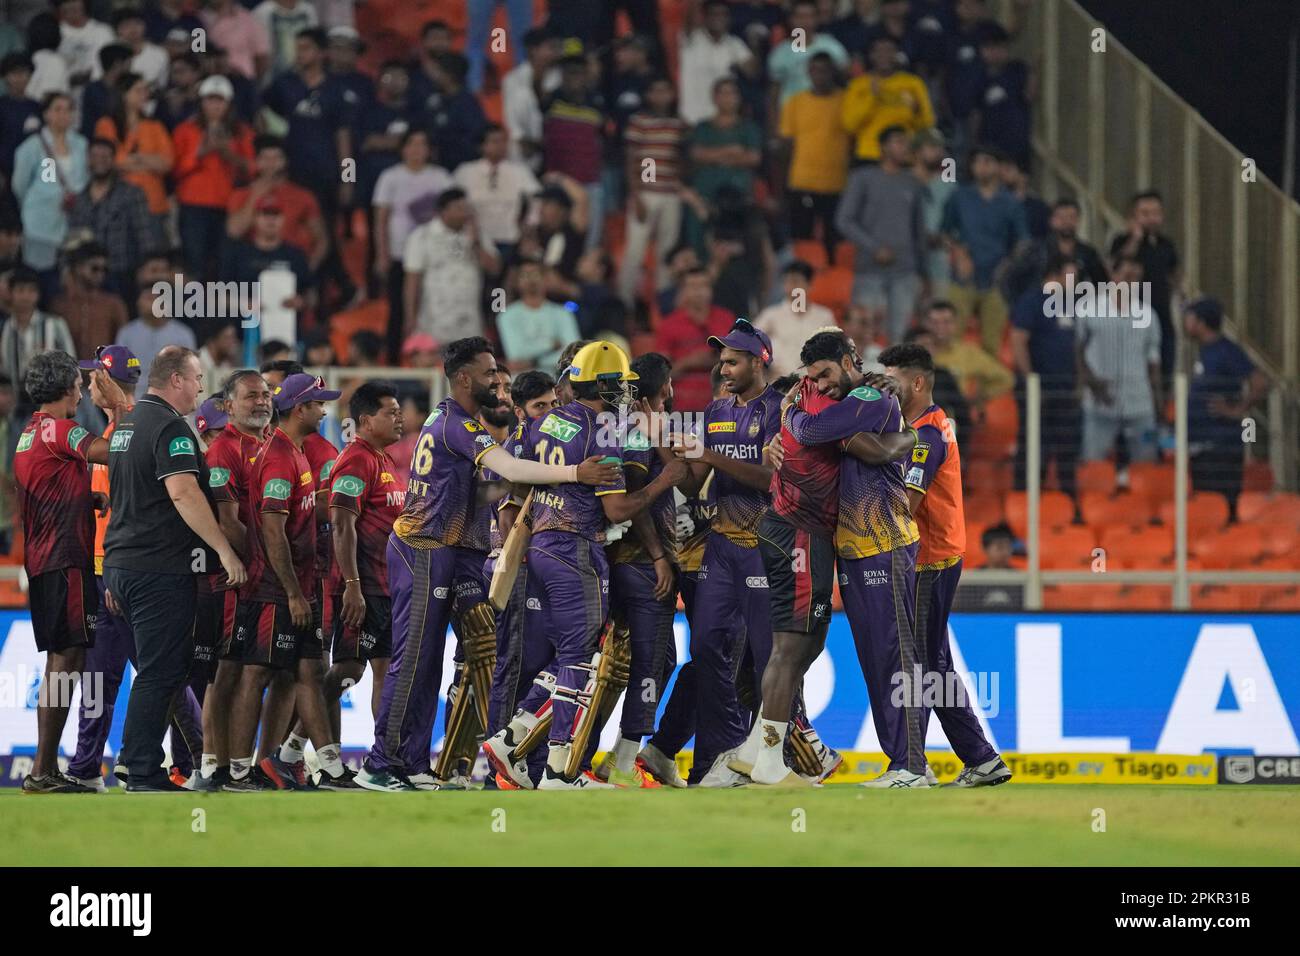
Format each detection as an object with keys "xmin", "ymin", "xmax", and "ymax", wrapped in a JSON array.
[{"xmin": 12, "ymin": 91, "xmax": 88, "ymax": 294}]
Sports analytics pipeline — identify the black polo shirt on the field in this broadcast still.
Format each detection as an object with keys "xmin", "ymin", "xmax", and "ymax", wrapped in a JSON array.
[{"xmin": 103, "ymin": 394, "xmax": 215, "ymax": 575}]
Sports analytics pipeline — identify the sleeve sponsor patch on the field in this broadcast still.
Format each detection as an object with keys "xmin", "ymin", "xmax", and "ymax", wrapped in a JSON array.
[
  {"xmin": 475, "ymin": 433, "xmax": 496, "ymax": 449},
  {"xmin": 538, "ymin": 413, "xmax": 581, "ymax": 442},
  {"xmin": 912, "ymin": 445, "xmax": 930, "ymax": 463},
  {"xmin": 423, "ymin": 409, "xmax": 443, "ymax": 426},
  {"xmin": 848, "ymin": 386, "xmax": 882, "ymax": 402},
  {"xmin": 319, "ymin": 459, "xmax": 335, "ymax": 481},
  {"xmin": 707, "ymin": 421, "xmax": 737, "ymax": 433},
  {"xmin": 625, "ymin": 429, "xmax": 651, "ymax": 451},
  {"xmin": 169, "ymin": 436, "xmax": 196, "ymax": 457},
  {"xmin": 905, "ymin": 466, "xmax": 926, "ymax": 487},
  {"xmin": 67, "ymin": 425, "xmax": 89, "ymax": 452},
  {"xmin": 263, "ymin": 477, "xmax": 293, "ymax": 500},
  {"xmin": 209, "ymin": 466, "xmax": 231, "ymax": 488},
  {"xmin": 15, "ymin": 432, "xmax": 33, "ymax": 453},
  {"xmin": 332, "ymin": 474, "xmax": 365, "ymax": 496}
]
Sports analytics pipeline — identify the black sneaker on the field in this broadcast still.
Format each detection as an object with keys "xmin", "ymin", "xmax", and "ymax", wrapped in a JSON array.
[
  {"xmin": 124, "ymin": 773, "xmax": 187, "ymax": 793},
  {"xmin": 222, "ymin": 770, "xmax": 271, "ymax": 792},
  {"xmin": 22, "ymin": 773, "xmax": 96, "ymax": 794},
  {"xmin": 259, "ymin": 755, "xmax": 308, "ymax": 791},
  {"xmin": 316, "ymin": 766, "xmax": 362, "ymax": 790}
]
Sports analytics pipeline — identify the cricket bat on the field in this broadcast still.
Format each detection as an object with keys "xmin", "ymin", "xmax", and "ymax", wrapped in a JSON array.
[{"xmin": 489, "ymin": 488, "xmax": 533, "ymax": 611}]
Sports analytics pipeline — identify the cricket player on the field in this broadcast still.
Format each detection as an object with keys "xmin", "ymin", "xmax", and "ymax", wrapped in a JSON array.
[
  {"xmin": 671, "ymin": 319, "xmax": 782, "ymax": 786},
  {"xmin": 14, "ymin": 352, "xmax": 120, "ymax": 793},
  {"xmin": 273, "ymin": 381, "xmax": 406, "ymax": 784},
  {"xmin": 355, "ymin": 337, "xmax": 620, "ymax": 792},
  {"xmin": 183, "ymin": 371, "xmax": 273, "ymax": 790},
  {"xmin": 880, "ymin": 343, "xmax": 1011, "ymax": 787},
  {"xmin": 781, "ymin": 331, "xmax": 930, "ymax": 788},
  {"xmin": 603, "ymin": 352, "xmax": 680, "ymax": 788},
  {"xmin": 225, "ymin": 373, "xmax": 357, "ymax": 791}
]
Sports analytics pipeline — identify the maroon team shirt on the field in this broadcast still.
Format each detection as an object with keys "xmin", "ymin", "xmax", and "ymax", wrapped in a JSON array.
[
  {"xmin": 303, "ymin": 431, "xmax": 338, "ymax": 579},
  {"xmin": 14, "ymin": 412, "xmax": 95, "ymax": 577},
  {"xmin": 245, "ymin": 428, "xmax": 317, "ymax": 603},
  {"xmin": 328, "ymin": 437, "xmax": 403, "ymax": 596},
  {"xmin": 770, "ymin": 378, "xmax": 840, "ymax": 533},
  {"xmin": 206, "ymin": 424, "xmax": 265, "ymax": 591}
]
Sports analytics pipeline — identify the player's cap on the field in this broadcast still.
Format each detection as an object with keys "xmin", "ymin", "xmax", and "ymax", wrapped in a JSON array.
[
  {"xmin": 328, "ymin": 26, "xmax": 364, "ymax": 51},
  {"xmin": 402, "ymin": 331, "xmax": 437, "ymax": 356},
  {"xmin": 709, "ymin": 317, "xmax": 773, "ymax": 367},
  {"xmin": 273, "ymin": 372, "xmax": 342, "ymax": 411},
  {"xmin": 198, "ymin": 74, "xmax": 234, "ymax": 101},
  {"xmin": 567, "ymin": 341, "xmax": 638, "ymax": 384},
  {"xmin": 196, "ymin": 397, "xmax": 228, "ymax": 433},
  {"xmin": 78, "ymin": 344, "xmax": 142, "ymax": 384}
]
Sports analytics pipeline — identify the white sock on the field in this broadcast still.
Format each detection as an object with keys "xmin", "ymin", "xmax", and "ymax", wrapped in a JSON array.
[
  {"xmin": 546, "ymin": 743, "xmax": 569, "ymax": 774},
  {"xmin": 505, "ymin": 710, "xmax": 538, "ymax": 746},
  {"xmin": 230, "ymin": 756, "xmax": 252, "ymax": 780},
  {"xmin": 279, "ymin": 733, "xmax": 308, "ymax": 764},
  {"xmin": 752, "ymin": 719, "xmax": 790, "ymax": 784},
  {"xmin": 615, "ymin": 737, "xmax": 639, "ymax": 773},
  {"xmin": 200, "ymin": 753, "xmax": 218, "ymax": 777},
  {"xmin": 317, "ymin": 744, "xmax": 343, "ymax": 778},
  {"xmin": 736, "ymin": 714, "xmax": 765, "ymax": 767}
]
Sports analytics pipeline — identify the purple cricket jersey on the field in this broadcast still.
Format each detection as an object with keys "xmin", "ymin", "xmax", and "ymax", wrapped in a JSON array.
[
  {"xmin": 521, "ymin": 401, "xmax": 626, "ymax": 540},
  {"xmin": 784, "ymin": 382, "xmax": 919, "ymax": 559},
  {"xmin": 392, "ymin": 397, "xmax": 499, "ymax": 548},
  {"xmin": 608, "ymin": 425, "xmax": 676, "ymax": 565},
  {"xmin": 703, "ymin": 386, "xmax": 782, "ymax": 547}
]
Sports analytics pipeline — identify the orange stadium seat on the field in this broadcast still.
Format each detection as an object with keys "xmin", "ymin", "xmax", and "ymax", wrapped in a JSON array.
[
  {"xmin": 791, "ymin": 240, "xmax": 828, "ymax": 271},
  {"xmin": 1128, "ymin": 461, "xmax": 1175, "ymax": 509},
  {"xmin": 974, "ymin": 394, "xmax": 1018, "ymax": 459},
  {"xmin": 1236, "ymin": 490, "xmax": 1272, "ymax": 524},
  {"xmin": 965, "ymin": 459, "xmax": 1012, "ymax": 494},
  {"xmin": 1076, "ymin": 459, "xmax": 1116, "ymax": 494},
  {"xmin": 1120, "ymin": 585, "xmax": 1172, "ymax": 610},
  {"xmin": 808, "ymin": 267, "xmax": 852, "ymax": 316},
  {"xmin": 329, "ymin": 300, "xmax": 389, "ymax": 365},
  {"xmin": 833, "ymin": 241, "xmax": 856, "ymax": 270},
  {"xmin": 1158, "ymin": 491, "xmax": 1229, "ymax": 537},
  {"xmin": 1079, "ymin": 490, "xmax": 1147, "ymax": 530},
  {"xmin": 1043, "ymin": 583, "xmax": 1125, "ymax": 610},
  {"xmin": 1255, "ymin": 524, "xmax": 1300, "ymax": 563},
  {"xmin": 1039, "ymin": 526, "xmax": 1098, "ymax": 569},
  {"xmin": 1243, "ymin": 459, "xmax": 1274, "ymax": 492},
  {"xmin": 1004, "ymin": 490, "xmax": 1074, "ymax": 538},
  {"xmin": 1099, "ymin": 524, "xmax": 1173, "ymax": 568},
  {"xmin": 1266, "ymin": 491, "xmax": 1300, "ymax": 527}
]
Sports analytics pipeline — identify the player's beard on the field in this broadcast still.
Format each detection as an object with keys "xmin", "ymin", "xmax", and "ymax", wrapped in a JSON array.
[
  {"xmin": 481, "ymin": 405, "xmax": 514, "ymax": 428},
  {"xmin": 472, "ymin": 380, "xmax": 502, "ymax": 410}
]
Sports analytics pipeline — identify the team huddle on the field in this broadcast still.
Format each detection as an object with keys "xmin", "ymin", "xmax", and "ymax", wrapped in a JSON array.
[{"xmin": 16, "ymin": 319, "xmax": 1012, "ymax": 793}]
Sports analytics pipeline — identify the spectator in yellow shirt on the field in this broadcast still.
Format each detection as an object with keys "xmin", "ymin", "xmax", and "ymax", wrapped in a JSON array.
[
  {"xmin": 841, "ymin": 34, "xmax": 934, "ymax": 162},
  {"xmin": 778, "ymin": 52, "xmax": 849, "ymax": 259},
  {"xmin": 924, "ymin": 298, "xmax": 1013, "ymax": 402}
]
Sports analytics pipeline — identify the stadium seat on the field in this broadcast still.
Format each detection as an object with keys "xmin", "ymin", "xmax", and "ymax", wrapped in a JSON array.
[
  {"xmin": 1236, "ymin": 490, "xmax": 1272, "ymax": 523},
  {"xmin": 1043, "ymin": 583, "xmax": 1125, "ymax": 610},
  {"xmin": 1079, "ymin": 490, "xmax": 1148, "ymax": 530},
  {"xmin": 1004, "ymin": 490, "xmax": 1074, "ymax": 538},
  {"xmin": 1158, "ymin": 491, "xmax": 1229, "ymax": 537},
  {"xmin": 1196, "ymin": 530, "xmax": 1263, "ymax": 569},
  {"xmin": 329, "ymin": 300, "xmax": 389, "ymax": 365},
  {"xmin": 833, "ymin": 241, "xmax": 856, "ymax": 270},
  {"xmin": 965, "ymin": 459, "xmax": 1012, "ymax": 494},
  {"xmin": 1100, "ymin": 524, "xmax": 1173, "ymax": 568},
  {"xmin": 1076, "ymin": 459, "xmax": 1116, "ymax": 494},
  {"xmin": 1120, "ymin": 585, "xmax": 1171, "ymax": 610},
  {"xmin": 973, "ymin": 394, "xmax": 1018, "ymax": 459},
  {"xmin": 1039, "ymin": 526, "xmax": 1098, "ymax": 569},
  {"xmin": 1238, "ymin": 522, "xmax": 1299, "ymax": 563},
  {"xmin": 1128, "ymin": 461, "xmax": 1175, "ymax": 509},
  {"xmin": 808, "ymin": 267, "xmax": 852, "ymax": 317},
  {"xmin": 1243, "ymin": 459, "xmax": 1274, "ymax": 492},
  {"xmin": 791, "ymin": 240, "xmax": 828, "ymax": 271}
]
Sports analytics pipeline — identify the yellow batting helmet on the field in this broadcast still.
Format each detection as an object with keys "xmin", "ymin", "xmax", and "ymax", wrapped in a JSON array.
[{"xmin": 567, "ymin": 340, "xmax": 639, "ymax": 406}]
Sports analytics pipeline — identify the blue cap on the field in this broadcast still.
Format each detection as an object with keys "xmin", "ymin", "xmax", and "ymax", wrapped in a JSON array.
[
  {"xmin": 196, "ymin": 397, "xmax": 228, "ymax": 433},
  {"xmin": 272, "ymin": 372, "xmax": 342, "ymax": 412},
  {"xmin": 709, "ymin": 319, "xmax": 773, "ymax": 367}
]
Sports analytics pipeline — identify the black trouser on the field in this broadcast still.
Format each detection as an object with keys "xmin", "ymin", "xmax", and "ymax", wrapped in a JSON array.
[
  {"xmin": 385, "ymin": 258, "xmax": 406, "ymax": 365},
  {"xmin": 105, "ymin": 567, "xmax": 197, "ymax": 781},
  {"xmin": 786, "ymin": 190, "xmax": 841, "ymax": 259},
  {"xmin": 1013, "ymin": 378, "xmax": 1081, "ymax": 503},
  {"xmin": 1191, "ymin": 443, "xmax": 1244, "ymax": 522}
]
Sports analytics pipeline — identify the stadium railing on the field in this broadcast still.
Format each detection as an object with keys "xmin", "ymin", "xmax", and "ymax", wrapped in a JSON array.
[{"xmin": 1005, "ymin": 0, "xmax": 1300, "ymax": 486}]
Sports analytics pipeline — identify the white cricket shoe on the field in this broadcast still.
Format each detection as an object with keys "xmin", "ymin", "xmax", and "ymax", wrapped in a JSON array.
[
  {"xmin": 944, "ymin": 757, "xmax": 1013, "ymax": 788},
  {"xmin": 537, "ymin": 767, "xmax": 616, "ymax": 790},
  {"xmin": 637, "ymin": 744, "xmax": 688, "ymax": 788},
  {"xmin": 859, "ymin": 768, "xmax": 932, "ymax": 789},
  {"xmin": 925, "ymin": 766, "xmax": 940, "ymax": 786},
  {"xmin": 406, "ymin": 772, "xmax": 445, "ymax": 791},
  {"xmin": 484, "ymin": 733, "xmax": 535, "ymax": 790},
  {"xmin": 696, "ymin": 749, "xmax": 750, "ymax": 788}
]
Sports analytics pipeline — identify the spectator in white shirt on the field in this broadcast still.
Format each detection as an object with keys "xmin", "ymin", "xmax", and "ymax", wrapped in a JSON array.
[
  {"xmin": 253, "ymin": 0, "xmax": 319, "ymax": 79},
  {"xmin": 752, "ymin": 260, "xmax": 837, "ymax": 378},
  {"xmin": 402, "ymin": 187, "xmax": 500, "ymax": 350},
  {"xmin": 25, "ymin": 14, "xmax": 70, "ymax": 103},
  {"xmin": 112, "ymin": 8, "xmax": 169, "ymax": 90},
  {"xmin": 502, "ymin": 27, "xmax": 559, "ymax": 170},
  {"xmin": 372, "ymin": 127, "xmax": 453, "ymax": 361},
  {"xmin": 55, "ymin": 0, "xmax": 114, "ymax": 87},
  {"xmin": 678, "ymin": 0, "xmax": 757, "ymax": 125},
  {"xmin": 453, "ymin": 123, "xmax": 541, "ymax": 261}
]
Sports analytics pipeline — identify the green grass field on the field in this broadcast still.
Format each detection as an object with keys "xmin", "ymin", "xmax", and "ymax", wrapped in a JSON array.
[{"xmin": 4, "ymin": 785, "xmax": 1299, "ymax": 866}]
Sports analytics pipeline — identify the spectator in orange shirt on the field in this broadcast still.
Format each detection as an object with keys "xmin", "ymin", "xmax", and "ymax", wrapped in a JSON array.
[
  {"xmin": 94, "ymin": 72, "xmax": 175, "ymax": 231},
  {"xmin": 171, "ymin": 74, "xmax": 253, "ymax": 279},
  {"xmin": 652, "ymin": 267, "xmax": 735, "ymax": 412},
  {"xmin": 225, "ymin": 135, "xmax": 327, "ymax": 272}
]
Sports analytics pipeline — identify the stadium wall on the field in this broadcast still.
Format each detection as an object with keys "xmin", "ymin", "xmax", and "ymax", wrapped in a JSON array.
[{"xmin": 0, "ymin": 611, "xmax": 1296, "ymax": 786}]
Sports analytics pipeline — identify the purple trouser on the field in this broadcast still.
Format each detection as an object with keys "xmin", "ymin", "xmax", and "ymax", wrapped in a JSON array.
[
  {"xmin": 526, "ymin": 530, "xmax": 609, "ymax": 747},
  {"xmin": 485, "ymin": 554, "xmax": 529, "ymax": 736},
  {"xmin": 68, "ymin": 577, "xmax": 203, "ymax": 780},
  {"xmin": 611, "ymin": 562, "xmax": 676, "ymax": 740},
  {"xmin": 367, "ymin": 535, "xmax": 486, "ymax": 776},
  {"xmin": 839, "ymin": 544, "xmax": 927, "ymax": 774},
  {"xmin": 916, "ymin": 560, "xmax": 995, "ymax": 765},
  {"xmin": 687, "ymin": 533, "xmax": 770, "ymax": 782},
  {"xmin": 650, "ymin": 569, "xmax": 698, "ymax": 756}
]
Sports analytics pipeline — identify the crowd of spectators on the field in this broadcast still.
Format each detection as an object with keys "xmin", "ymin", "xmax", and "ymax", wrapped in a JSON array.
[{"xmin": 0, "ymin": 0, "xmax": 1273, "ymax": 562}]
